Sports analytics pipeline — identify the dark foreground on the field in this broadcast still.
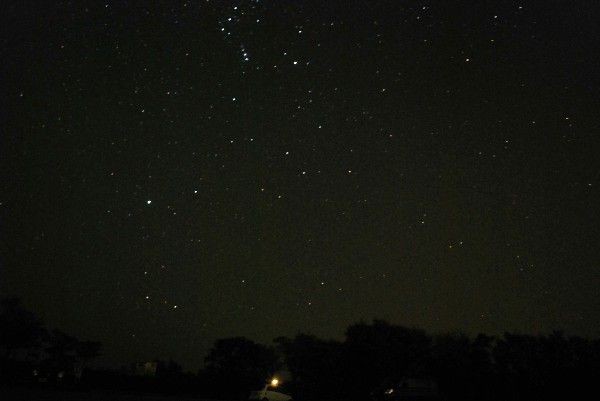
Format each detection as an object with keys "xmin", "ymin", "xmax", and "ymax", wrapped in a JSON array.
[{"xmin": 1, "ymin": 387, "xmax": 218, "ymax": 401}]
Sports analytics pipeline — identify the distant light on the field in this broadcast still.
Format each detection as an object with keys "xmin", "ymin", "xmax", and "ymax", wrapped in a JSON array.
[
  {"xmin": 146, "ymin": 200, "xmax": 152, "ymax": 205},
  {"xmin": 270, "ymin": 378, "xmax": 279, "ymax": 387}
]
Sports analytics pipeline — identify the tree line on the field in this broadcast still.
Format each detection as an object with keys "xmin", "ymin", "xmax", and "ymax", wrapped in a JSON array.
[
  {"xmin": 0, "ymin": 298, "xmax": 101, "ymax": 385},
  {"xmin": 2, "ymin": 298, "xmax": 599, "ymax": 400}
]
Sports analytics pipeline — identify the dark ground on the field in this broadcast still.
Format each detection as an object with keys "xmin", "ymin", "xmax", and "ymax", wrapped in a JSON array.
[{"xmin": 1, "ymin": 387, "xmax": 219, "ymax": 401}]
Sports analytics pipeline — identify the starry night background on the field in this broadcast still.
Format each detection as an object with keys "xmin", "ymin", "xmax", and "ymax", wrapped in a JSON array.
[{"xmin": 1, "ymin": 0, "xmax": 599, "ymax": 370}]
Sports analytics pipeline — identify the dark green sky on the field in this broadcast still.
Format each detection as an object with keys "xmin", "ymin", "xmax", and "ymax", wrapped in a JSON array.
[{"xmin": 2, "ymin": 0, "xmax": 599, "ymax": 370}]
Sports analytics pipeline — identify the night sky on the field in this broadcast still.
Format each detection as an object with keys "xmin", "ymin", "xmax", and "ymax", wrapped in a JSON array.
[{"xmin": 2, "ymin": 1, "xmax": 599, "ymax": 369}]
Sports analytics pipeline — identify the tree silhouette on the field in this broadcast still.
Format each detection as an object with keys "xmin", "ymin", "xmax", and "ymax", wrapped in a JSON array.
[
  {"xmin": 342, "ymin": 320, "xmax": 432, "ymax": 400},
  {"xmin": 2, "ymin": 298, "xmax": 599, "ymax": 400},
  {"xmin": 275, "ymin": 334, "xmax": 343, "ymax": 401},
  {"xmin": 0, "ymin": 298, "xmax": 45, "ymax": 359},
  {"xmin": 75, "ymin": 340, "xmax": 102, "ymax": 363},
  {"xmin": 0, "ymin": 298, "xmax": 103, "ymax": 384},
  {"xmin": 75, "ymin": 340, "xmax": 102, "ymax": 378},
  {"xmin": 44, "ymin": 329, "xmax": 79, "ymax": 378},
  {"xmin": 203, "ymin": 336, "xmax": 279, "ymax": 399},
  {"xmin": 430, "ymin": 332, "xmax": 495, "ymax": 401}
]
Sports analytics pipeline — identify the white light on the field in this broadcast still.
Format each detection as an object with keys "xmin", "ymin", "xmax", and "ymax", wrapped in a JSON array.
[{"xmin": 146, "ymin": 200, "xmax": 152, "ymax": 205}]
